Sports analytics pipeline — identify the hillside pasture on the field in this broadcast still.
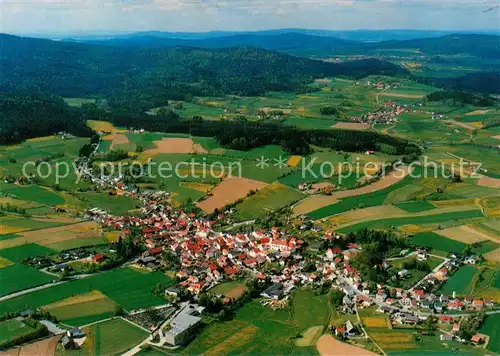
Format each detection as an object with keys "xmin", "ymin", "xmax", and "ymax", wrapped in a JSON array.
[{"xmin": 196, "ymin": 177, "xmax": 268, "ymax": 213}]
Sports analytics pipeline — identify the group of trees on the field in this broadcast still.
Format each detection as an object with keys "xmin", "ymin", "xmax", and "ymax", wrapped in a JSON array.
[
  {"xmin": 0, "ymin": 92, "xmax": 93, "ymax": 145},
  {"xmin": 425, "ymin": 90, "xmax": 498, "ymax": 107},
  {"xmin": 346, "ymin": 229, "xmax": 409, "ymax": 283}
]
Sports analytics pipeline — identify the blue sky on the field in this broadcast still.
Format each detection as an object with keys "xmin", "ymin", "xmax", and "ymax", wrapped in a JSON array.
[{"xmin": 1, "ymin": 0, "xmax": 499, "ymax": 35}]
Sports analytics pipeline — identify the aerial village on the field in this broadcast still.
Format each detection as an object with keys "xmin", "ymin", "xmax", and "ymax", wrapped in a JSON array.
[{"xmin": 76, "ymin": 174, "xmax": 499, "ymax": 349}]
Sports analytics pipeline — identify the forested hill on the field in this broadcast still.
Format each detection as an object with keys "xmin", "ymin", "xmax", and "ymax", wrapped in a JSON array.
[{"xmin": 0, "ymin": 34, "xmax": 407, "ymax": 98}]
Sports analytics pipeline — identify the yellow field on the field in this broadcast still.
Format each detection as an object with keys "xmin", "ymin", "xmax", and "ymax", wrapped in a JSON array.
[
  {"xmin": 180, "ymin": 181, "xmax": 214, "ymax": 193},
  {"xmin": 0, "ymin": 221, "xmax": 101, "ymax": 249},
  {"xmin": 362, "ymin": 317, "xmax": 388, "ymax": 328},
  {"xmin": 484, "ymin": 248, "xmax": 500, "ymax": 263},
  {"xmin": 469, "ymin": 122, "xmax": 484, "ymax": 129},
  {"xmin": 431, "ymin": 198, "xmax": 478, "ymax": 208},
  {"xmin": 287, "ymin": 155, "xmax": 302, "ymax": 167},
  {"xmin": 369, "ymin": 332, "xmax": 413, "ymax": 350},
  {"xmin": 0, "ymin": 225, "xmax": 27, "ymax": 234},
  {"xmin": 0, "ymin": 257, "xmax": 14, "ymax": 269},
  {"xmin": 87, "ymin": 120, "xmax": 126, "ymax": 133},
  {"xmin": 398, "ymin": 224, "xmax": 434, "ymax": 234},
  {"xmin": 104, "ymin": 231, "xmax": 122, "ymax": 243}
]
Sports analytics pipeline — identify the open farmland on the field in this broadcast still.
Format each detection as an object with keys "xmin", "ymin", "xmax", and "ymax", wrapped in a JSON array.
[
  {"xmin": 439, "ymin": 265, "xmax": 477, "ymax": 295},
  {"xmin": 0, "ymin": 221, "xmax": 102, "ymax": 250},
  {"xmin": 409, "ymin": 232, "xmax": 467, "ymax": 254},
  {"xmin": 196, "ymin": 177, "xmax": 268, "ymax": 213},
  {"xmin": 0, "ymin": 267, "xmax": 173, "ymax": 314},
  {"xmin": 42, "ymin": 290, "xmax": 119, "ymax": 327},
  {"xmin": 60, "ymin": 318, "xmax": 148, "ymax": 355},
  {"xmin": 0, "ymin": 319, "xmax": 35, "ymax": 346},
  {"xmin": 316, "ymin": 335, "xmax": 377, "ymax": 356},
  {"xmin": 337, "ymin": 209, "xmax": 484, "ymax": 234},
  {"xmin": 480, "ymin": 314, "xmax": 500, "ymax": 354},
  {"xmin": 181, "ymin": 291, "xmax": 329, "ymax": 355},
  {"xmin": 0, "ymin": 263, "xmax": 54, "ymax": 297},
  {"xmin": 233, "ymin": 183, "xmax": 303, "ymax": 221},
  {"xmin": 436, "ymin": 225, "xmax": 500, "ymax": 245},
  {"xmin": 394, "ymin": 200, "xmax": 437, "ymax": 213},
  {"xmin": 296, "ymin": 166, "xmax": 410, "ymax": 216},
  {"xmin": 0, "ymin": 243, "xmax": 56, "ymax": 262}
]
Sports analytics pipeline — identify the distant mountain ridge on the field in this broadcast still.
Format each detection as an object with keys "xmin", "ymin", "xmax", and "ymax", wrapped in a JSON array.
[
  {"xmin": 71, "ymin": 32, "xmax": 500, "ymax": 59},
  {"xmin": 61, "ymin": 28, "xmax": 500, "ymax": 42}
]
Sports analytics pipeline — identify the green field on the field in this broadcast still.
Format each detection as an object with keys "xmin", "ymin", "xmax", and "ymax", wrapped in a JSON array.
[
  {"xmin": 0, "ymin": 243, "xmax": 56, "ymax": 262},
  {"xmin": 60, "ymin": 318, "xmax": 148, "ymax": 356},
  {"xmin": 0, "ymin": 216, "xmax": 68, "ymax": 233},
  {"xmin": 0, "ymin": 263, "xmax": 54, "ymax": 297},
  {"xmin": 480, "ymin": 314, "xmax": 500, "ymax": 354},
  {"xmin": 0, "ymin": 267, "xmax": 173, "ymax": 314},
  {"xmin": 337, "ymin": 209, "xmax": 484, "ymax": 234},
  {"xmin": 46, "ymin": 294, "xmax": 120, "ymax": 327},
  {"xmin": 409, "ymin": 232, "xmax": 467, "ymax": 254},
  {"xmin": 439, "ymin": 265, "xmax": 477, "ymax": 295},
  {"xmin": 75, "ymin": 192, "xmax": 141, "ymax": 215},
  {"xmin": 181, "ymin": 290, "xmax": 327, "ymax": 355},
  {"xmin": 63, "ymin": 98, "xmax": 96, "ymax": 107},
  {"xmin": 233, "ymin": 184, "xmax": 303, "ymax": 221},
  {"xmin": 0, "ymin": 319, "xmax": 35, "ymax": 345},
  {"xmin": 394, "ymin": 200, "xmax": 437, "ymax": 213}
]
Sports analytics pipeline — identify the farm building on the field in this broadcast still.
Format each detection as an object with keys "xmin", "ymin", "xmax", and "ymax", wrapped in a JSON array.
[{"xmin": 163, "ymin": 311, "xmax": 201, "ymax": 346}]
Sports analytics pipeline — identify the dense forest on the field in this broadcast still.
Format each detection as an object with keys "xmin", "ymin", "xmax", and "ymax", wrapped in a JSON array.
[
  {"xmin": 0, "ymin": 34, "xmax": 408, "ymax": 98},
  {"xmin": 0, "ymin": 93, "xmax": 419, "ymax": 156},
  {"xmin": 425, "ymin": 90, "xmax": 499, "ymax": 106},
  {"xmin": 0, "ymin": 92, "xmax": 93, "ymax": 145}
]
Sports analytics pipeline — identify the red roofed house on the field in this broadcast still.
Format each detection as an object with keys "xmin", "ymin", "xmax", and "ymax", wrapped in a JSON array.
[
  {"xmin": 93, "ymin": 253, "xmax": 105, "ymax": 263},
  {"xmin": 149, "ymin": 247, "xmax": 164, "ymax": 255},
  {"xmin": 471, "ymin": 333, "xmax": 487, "ymax": 344}
]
